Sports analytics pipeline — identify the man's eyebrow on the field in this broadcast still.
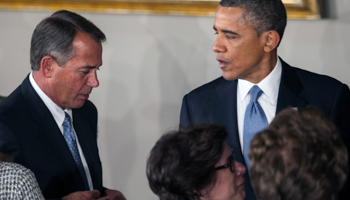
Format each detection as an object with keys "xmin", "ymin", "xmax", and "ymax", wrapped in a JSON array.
[
  {"xmin": 213, "ymin": 26, "xmax": 239, "ymax": 35},
  {"xmin": 80, "ymin": 65, "xmax": 99, "ymax": 69},
  {"xmin": 222, "ymin": 29, "xmax": 239, "ymax": 35}
]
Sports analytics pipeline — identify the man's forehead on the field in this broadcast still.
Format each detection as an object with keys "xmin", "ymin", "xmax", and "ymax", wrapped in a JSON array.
[
  {"xmin": 214, "ymin": 6, "xmax": 246, "ymax": 28},
  {"xmin": 215, "ymin": 5, "xmax": 244, "ymax": 17}
]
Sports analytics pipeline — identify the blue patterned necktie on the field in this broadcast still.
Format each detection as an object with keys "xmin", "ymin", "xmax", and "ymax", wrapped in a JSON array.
[
  {"xmin": 62, "ymin": 112, "xmax": 89, "ymax": 190},
  {"xmin": 243, "ymin": 85, "xmax": 268, "ymax": 170}
]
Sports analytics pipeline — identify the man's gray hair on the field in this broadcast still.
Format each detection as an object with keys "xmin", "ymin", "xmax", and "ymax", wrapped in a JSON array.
[{"xmin": 30, "ymin": 10, "xmax": 106, "ymax": 71}]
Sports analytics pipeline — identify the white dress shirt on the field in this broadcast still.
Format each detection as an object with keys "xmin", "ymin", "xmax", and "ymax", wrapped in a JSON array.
[
  {"xmin": 29, "ymin": 72, "xmax": 93, "ymax": 190},
  {"xmin": 237, "ymin": 57, "xmax": 282, "ymax": 151}
]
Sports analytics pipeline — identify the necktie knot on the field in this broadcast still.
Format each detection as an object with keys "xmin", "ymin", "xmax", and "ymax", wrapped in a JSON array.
[
  {"xmin": 249, "ymin": 85, "xmax": 263, "ymax": 103},
  {"xmin": 63, "ymin": 112, "xmax": 76, "ymax": 141},
  {"xmin": 63, "ymin": 112, "xmax": 72, "ymax": 129}
]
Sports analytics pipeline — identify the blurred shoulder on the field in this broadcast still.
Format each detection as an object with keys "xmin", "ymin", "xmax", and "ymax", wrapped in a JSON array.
[
  {"xmin": 187, "ymin": 77, "xmax": 226, "ymax": 95},
  {"xmin": 0, "ymin": 162, "xmax": 35, "ymax": 180}
]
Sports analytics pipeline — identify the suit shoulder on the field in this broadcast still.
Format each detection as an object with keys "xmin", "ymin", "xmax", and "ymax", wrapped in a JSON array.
[
  {"xmin": 292, "ymin": 66, "xmax": 345, "ymax": 87},
  {"xmin": 0, "ymin": 86, "xmax": 27, "ymax": 120},
  {"xmin": 187, "ymin": 77, "xmax": 225, "ymax": 95},
  {"xmin": 0, "ymin": 162, "xmax": 32, "ymax": 175}
]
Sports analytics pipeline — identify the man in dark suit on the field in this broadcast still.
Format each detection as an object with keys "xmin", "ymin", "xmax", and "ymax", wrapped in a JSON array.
[
  {"xmin": 0, "ymin": 10, "xmax": 125, "ymax": 200},
  {"xmin": 180, "ymin": 0, "xmax": 350, "ymax": 200}
]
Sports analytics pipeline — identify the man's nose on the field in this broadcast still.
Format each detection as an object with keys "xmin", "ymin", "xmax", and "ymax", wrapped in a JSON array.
[
  {"xmin": 87, "ymin": 71, "xmax": 99, "ymax": 88},
  {"xmin": 213, "ymin": 35, "xmax": 227, "ymax": 53}
]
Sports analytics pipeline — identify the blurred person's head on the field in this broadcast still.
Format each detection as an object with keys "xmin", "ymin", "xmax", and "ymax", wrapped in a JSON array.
[
  {"xmin": 0, "ymin": 153, "xmax": 12, "ymax": 162},
  {"xmin": 249, "ymin": 107, "xmax": 348, "ymax": 200},
  {"xmin": 147, "ymin": 124, "xmax": 246, "ymax": 200}
]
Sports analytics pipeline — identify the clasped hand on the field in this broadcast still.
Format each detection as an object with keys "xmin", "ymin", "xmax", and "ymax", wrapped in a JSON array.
[{"xmin": 62, "ymin": 189, "xmax": 126, "ymax": 200}]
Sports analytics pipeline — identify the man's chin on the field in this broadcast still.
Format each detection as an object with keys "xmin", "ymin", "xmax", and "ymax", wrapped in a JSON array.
[
  {"xmin": 222, "ymin": 73, "xmax": 237, "ymax": 81},
  {"xmin": 72, "ymin": 100, "xmax": 86, "ymax": 109}
]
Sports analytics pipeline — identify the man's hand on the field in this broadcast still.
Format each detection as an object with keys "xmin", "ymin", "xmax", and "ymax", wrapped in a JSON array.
[
  {"xmin": 97, "ymin": 189, "xmax": 126, "ymax": 200},
  {"xmin": 62, "ymin": 190, "xmax": 101, "ymax": 200}
]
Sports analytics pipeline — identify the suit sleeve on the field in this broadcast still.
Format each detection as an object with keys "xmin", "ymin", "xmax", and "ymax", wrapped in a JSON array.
[
  {"xmin": 179, "ymin": 94, "xmax": 191, "ymax": 130},
  {"xmin": 0, "ymin": 120, "xmax": 21, "ymax": 161},
  {"xmin": 331, "ymin": 84, "xmax": 350, "ymax": 137},
  {"xmin": 331, "ymin": 83, "xmax": 350, "ymax": 200}
]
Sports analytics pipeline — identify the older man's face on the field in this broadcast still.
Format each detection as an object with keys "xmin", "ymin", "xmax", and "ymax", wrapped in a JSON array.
[{"xmin": 49, "ymin": 31, "xmax": 102, "ymax": 109}]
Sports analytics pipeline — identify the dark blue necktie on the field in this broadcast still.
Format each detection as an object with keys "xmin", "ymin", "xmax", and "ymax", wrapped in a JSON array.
[
  {"xmin": 62, "ymin": 112, "xmax": 89, "ymax": 190},
  {"xmin": 243, "ymin": 85, "xmax": 268, "ymax": 170}
]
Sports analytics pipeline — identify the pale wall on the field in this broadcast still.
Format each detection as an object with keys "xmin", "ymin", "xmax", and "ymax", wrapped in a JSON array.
[{"xmin": 0, "ymin": 1, "xmax": 350, "ymax": 199}]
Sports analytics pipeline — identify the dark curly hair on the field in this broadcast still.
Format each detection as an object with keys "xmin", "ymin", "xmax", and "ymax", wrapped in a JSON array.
[
  {"xmin": 219, "ymin": 0, "xmax": 287, "ymax": 46},
  {"xmin": 249, "ymin": 107, "xmax": 348, "ymax": 200},
  {"xmin": 146, "ymin": 124, "xmax": 228, "ymax": 200}
]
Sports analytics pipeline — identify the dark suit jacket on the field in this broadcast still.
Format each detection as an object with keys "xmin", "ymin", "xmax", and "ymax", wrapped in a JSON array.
[
  {"xmin": 180, "ymin": 58, "xmax": 350, "ymax": 200},
  {"xmin": 0, "ymin": 75, "xmax": 104, "ymax": 200}
]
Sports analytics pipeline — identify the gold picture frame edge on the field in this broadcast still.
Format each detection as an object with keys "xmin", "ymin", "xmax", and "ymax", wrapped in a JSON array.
[{"xmin": 0, "ymin": 0, "xmax": 321, "ymax": 19}]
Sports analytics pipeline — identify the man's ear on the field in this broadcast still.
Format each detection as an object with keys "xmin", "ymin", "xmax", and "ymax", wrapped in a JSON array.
[
  {"xmin": 263, "ymin": 30, "xmax": 280, "ymax": 53},
  {"xmin": 40, "ymin": 56, "xmax": 55, "ymax": 78}
]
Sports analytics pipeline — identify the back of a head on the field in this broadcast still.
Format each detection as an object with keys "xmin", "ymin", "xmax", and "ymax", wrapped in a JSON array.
[
  {"xmin": 249, "ymin": 107, "xmax": 348, "ymax": 200},
  {"xmin": 0, "ymin": 153, "xmax": 12, "ymax": 162},
  {"xmin": 219, "ymin": 0, "xmax": 287, "ymax": 46},
  {"xmin": 146, "ymin": 124, "xmax": 227, "ymax": 200},
  {"xmin": 30, "ymin": 10, "xmax": 106, "ymax": 71}
]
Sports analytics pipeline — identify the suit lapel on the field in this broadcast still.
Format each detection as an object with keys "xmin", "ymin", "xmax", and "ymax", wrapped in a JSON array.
[
  {"xmin": 73, "ymin": 110, "xmax": 101, "ymax": 189},
  {"xmin": 215, "ymin": 79, "xmax": 245, "ymax": 164},
  {"xmin": 276, "ymin": 59, "xmax": 307, "ymax": 113},
  {"xmin": 21, "ymin": 75, "xmax": 86, "ymax": 192}
]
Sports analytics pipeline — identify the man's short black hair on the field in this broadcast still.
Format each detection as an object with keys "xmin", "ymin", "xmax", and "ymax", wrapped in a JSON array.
[{"xmin": 219, "ymin": 0, "xmax": 287, "ymax": 46}]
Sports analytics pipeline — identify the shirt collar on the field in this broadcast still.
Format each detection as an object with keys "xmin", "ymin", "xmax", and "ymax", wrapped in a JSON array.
[
  {"xmin": 29, "ymin": 71, "xmax": 73, "ymax": 127},
  {"xmin": 238, "ymin": 57, "xmax": 282, "ymax": 105}
]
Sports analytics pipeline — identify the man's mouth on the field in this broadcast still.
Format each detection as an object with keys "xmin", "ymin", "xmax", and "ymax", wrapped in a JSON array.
[
  {"xmin": 217, "ymin": 58, "xmax": 229, "ymax": 68},
  {"xmin": 79, "ymin": 94, "xmax": 90, "ymax": 99}
]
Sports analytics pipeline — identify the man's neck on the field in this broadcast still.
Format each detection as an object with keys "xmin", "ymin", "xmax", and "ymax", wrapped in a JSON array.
[{"xmin": 244, "ymin": 52, "xmax": 278, "ymax": 84}]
